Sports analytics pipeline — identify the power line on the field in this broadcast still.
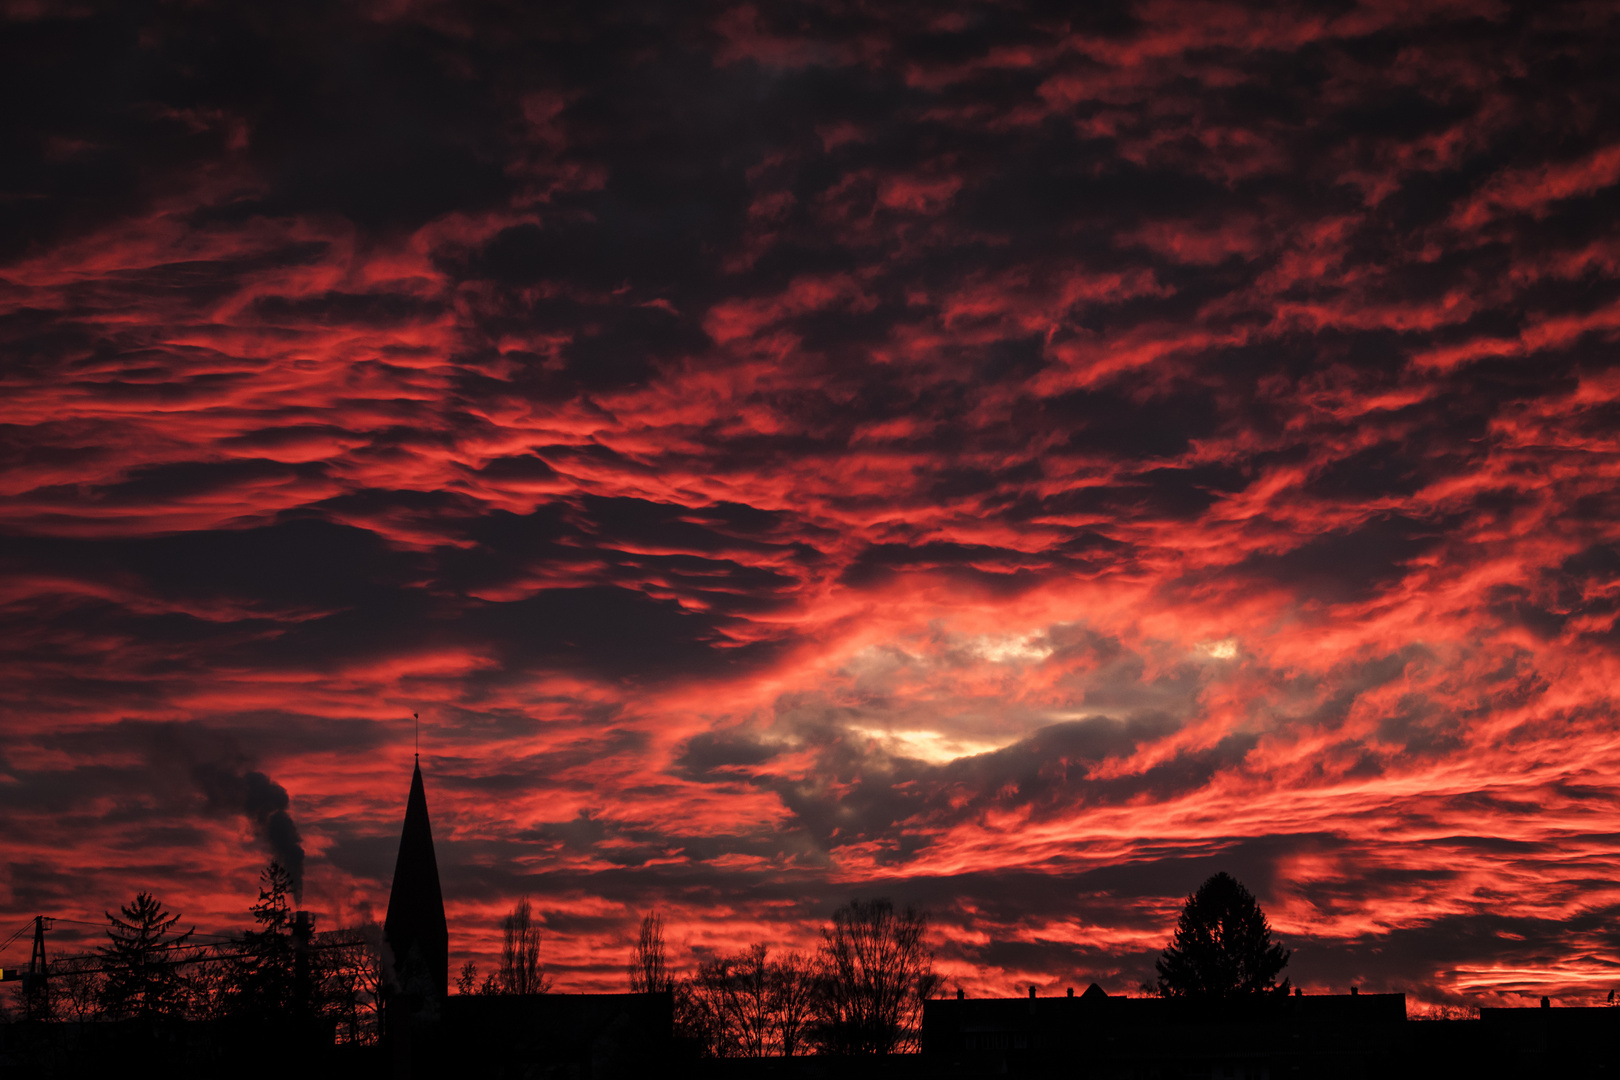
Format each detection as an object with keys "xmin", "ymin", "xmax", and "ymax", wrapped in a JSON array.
[{"xmin": 0, "ymin": 919, "xmax": 34, "ymax": 954}]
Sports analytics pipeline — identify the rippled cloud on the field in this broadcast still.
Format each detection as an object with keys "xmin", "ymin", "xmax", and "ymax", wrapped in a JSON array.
[{"xmin": 3, "ymin": 0, "xmax": 1620, "ymax": 1006}]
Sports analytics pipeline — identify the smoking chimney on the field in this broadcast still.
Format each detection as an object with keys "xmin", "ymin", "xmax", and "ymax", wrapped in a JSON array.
[{"xmin": 293, "ymin": 910, "xmax": 313, "ymax": 1014}]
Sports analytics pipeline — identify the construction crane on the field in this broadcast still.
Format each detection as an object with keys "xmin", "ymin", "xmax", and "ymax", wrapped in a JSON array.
[{"xmin": 0, "ymin": 915, "xmax": 55, "ymax": 1019}]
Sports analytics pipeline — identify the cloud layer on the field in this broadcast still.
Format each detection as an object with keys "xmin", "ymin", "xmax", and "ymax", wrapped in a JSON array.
[{"xmin": 4, "ymin": 0, "xmax": 1620, "ymax": 1006}]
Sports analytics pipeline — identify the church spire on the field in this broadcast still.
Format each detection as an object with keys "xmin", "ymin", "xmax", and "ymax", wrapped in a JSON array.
[{"xmin": 385, "ymin": 757, "xmax": 448, "ymax": 1004}]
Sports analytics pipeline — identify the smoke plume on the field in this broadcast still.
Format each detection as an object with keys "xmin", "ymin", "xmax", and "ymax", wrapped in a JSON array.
[{"xmin": 192, "ymin": 763, "xmax": 307, "ymax": 898}]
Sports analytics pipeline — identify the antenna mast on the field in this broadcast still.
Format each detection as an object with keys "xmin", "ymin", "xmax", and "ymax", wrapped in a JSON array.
[{"xmin": 414, "ymin": 711, "xmax": 419, "ymax": 760}]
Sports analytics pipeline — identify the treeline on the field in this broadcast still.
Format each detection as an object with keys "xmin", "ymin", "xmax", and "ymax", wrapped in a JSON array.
[
  {"xmin": 453, "ymin": 897, "xmax": 552, "ymax": 995},
  {"xmin": 639, "ymin": 898, "xmax": 937, "ymax": 1057},
  {"xmin": 446, "ymin": 872, "xmax": 1294, "ymax": 1057},
  {"xmin": 8, "ymin": 863, "xmax": 384, "ymax": 1043},
  {"xmin": 454, "ymin": 896, "xmax": 938, "ymax": 1057},
  {"xmin": 12, "ymin": 867, "xmax": 1292, "ymax": 1057}
]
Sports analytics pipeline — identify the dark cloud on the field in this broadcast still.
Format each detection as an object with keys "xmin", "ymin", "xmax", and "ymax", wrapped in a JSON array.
[
  {"xmin": 1236, "ymin": 516, "xmax": 1446, "ymax": 605},
  {"xmin": 675, "ymin": 730, "xmax": 783, "ymax": 780}
]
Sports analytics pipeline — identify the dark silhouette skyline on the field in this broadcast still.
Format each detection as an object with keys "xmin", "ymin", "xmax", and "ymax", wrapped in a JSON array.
[{"xmin": 3, "ymin": 755, "xmax": 1615, "ymax": 1080}]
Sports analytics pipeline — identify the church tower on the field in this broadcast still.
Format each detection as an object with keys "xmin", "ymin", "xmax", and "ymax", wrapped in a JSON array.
[{"xmin": 385, "ymin": 757, "xmax": 449, "ymax": 1004}]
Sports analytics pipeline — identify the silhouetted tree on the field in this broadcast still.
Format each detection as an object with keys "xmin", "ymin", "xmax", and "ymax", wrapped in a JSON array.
[
  {"xmin": 770, "ymin": 950, "xmax": 816, "ymax": 1056},
  {"xmin": 456, "ymin": 960, "xmax": 478, "ymax": 995},
  {"xmin": 689, "ymin": 954, "xmax": 743, "ymax": 1057},
  {"xmin": 629, "ymin": 910, "xmax": 672, "ymax": 993},
  {"xmin": 186, "ymin": 946, "xmax": 234, "ymax": 1020},
  {"xmin": 687, "ymin": 944, "xmax": 774, "ymax": 1057},
  {"xmin": 98, "ymin": 892, "xmax": 194, "ymax": 1020},
  {"xmin": 694, "ymin": 944, "xmax": 818, "ymax": 1056},
  {"xmin": 814, "ymin": 898, "xmax": 938, "ymax": 1054},
  {"xmin": 1155, "ymin": 872, "xmax": 1290, "ymax": 999},
  {"xmin": 54, "ymin": 958, "xmax": 102, "ymax": 1026},
  {"xmin": 498, "ymin": 898, "xmax": 550, "ymax": 994},
  {"xmin": 736, "ymin": 944, "xmax": 777, "ymax": 1056},
  {"xmin": 312, "ymin": 925, "xmax": 384, "ymax": 1044},
  {"xmin": 354, "ymin": 922, "xmax": 387, "ymax": 1041},
  {"xmin": 229, "ymin": 862, "xmax": 298, "ymax": 1019},
  {"xmin": 674, "ymin": 974, "xmax": 724, "ymax": 1056}
]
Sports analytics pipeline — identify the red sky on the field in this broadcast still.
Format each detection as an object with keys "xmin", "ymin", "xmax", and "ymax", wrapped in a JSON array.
[{"xmin": 3, "ymin": 0, "xmax": 1620, "ymax": 1009}]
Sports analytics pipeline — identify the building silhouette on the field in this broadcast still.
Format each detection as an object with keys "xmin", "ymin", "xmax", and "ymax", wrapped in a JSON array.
[
  {"xmin": 384, "ymin": 757, "xmax": 448, "ymax": 1015},
  {"xmin": 380, "ymin": 756, "xmax": 674, "ymax": 1079},
  {"xmin": 382, "ymin": 751, "xmax": 447, "ymax": 1080}
]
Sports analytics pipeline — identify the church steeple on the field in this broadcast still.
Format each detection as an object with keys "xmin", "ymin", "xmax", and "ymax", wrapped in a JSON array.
[{"xmin": 385, "ymin": 757, "xmax": 448, "ymax": 1003}]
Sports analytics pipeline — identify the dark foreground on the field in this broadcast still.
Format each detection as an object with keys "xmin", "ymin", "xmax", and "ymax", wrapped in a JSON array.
[{"xmin": 3, "ymin": 990, "xmax": 1616, "ymax": 1079}]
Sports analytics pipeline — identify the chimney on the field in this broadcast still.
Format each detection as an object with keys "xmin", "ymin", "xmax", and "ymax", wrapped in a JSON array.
[
  {"xmin": 1029, "ymin": 986, "xmax": 1036, "ymax": 999},
  {"xmin": 956, "ymin": 988, "xmax": 964, "ymax": 1000},
  {"xmin": 293, "ymin": 910, "xmax": 313, "ymax": 1014},
  {"xmin": 1541, "ymin": 996, "xmax": 1550, "ymax": 1009},
  {"xmin": 1351, "ymin": 986, "xmax": 1358, "ymax": 996},
  {"xmin": 1067, "ymin": 987, "xmax": 1074, "ymax": 998}
]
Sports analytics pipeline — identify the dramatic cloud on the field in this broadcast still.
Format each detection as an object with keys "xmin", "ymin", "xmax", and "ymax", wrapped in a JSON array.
[{"xmin": 3, "ymin": 0, "xmax": 1620, "ymax": 1008}]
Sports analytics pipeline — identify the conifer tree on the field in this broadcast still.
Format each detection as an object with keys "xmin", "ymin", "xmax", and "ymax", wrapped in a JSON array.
[
  {"xmin": 1155, "ymin": 872, "xmax": 1291, "ymax": 998},
  {"xmin": 231, "ymin": 861, "xmax": 298, "ymax": 1018},
  {"xmin": 98, "ymin": 892, "xmax": 194, "ymax": 1020}
]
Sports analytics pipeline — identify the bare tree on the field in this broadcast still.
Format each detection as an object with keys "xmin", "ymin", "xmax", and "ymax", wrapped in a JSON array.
[
  {"xmin": 682, "ymin": 944, "xmax": 829, "ymax": 1057},
  {"xmin": 53, "ymin": 956, "xmax": 103, "ymax": 1026},
  {"xmin": 686, "ymin": 945, "xmax": 775, "ymax": 1057},
  {"xmin": 690, "ymin": 955, "xmax": 743, "ymax": 1056},
  {"xmin": 674, "ymin": 974, "xmax": 723, "ymax": 1056},
  {"xmin": 731, "ymin": 944, "xmax": 773, "ymax": 1056},
  {"xmin": 499, "ymin": 898, "xmax": 550, "ymax": 995},
  {"xmin": 186, "ymin": 946, "xmax": 233, "ymax": 1021},
  {"xmin": 815, "ymin": 898, "xmax": 937, "ymax": 1054},
  {"xmin": 628, "ymin": 910, "xmax": 672, "ymax": 993},
  {"xmin": 353, "ymin": 921, "xmax": 387, "ymax": 1041},
  {"xmin": 456, "ymin": 961, "xmax": 479, "ymax": 995},
  {"xmin": 312, "ymin": 927, "xmax": 384, "ymax": 1045},
  {"xmin": 770, "ymin": 950, "xmax": 816, "ymax": 1056}
]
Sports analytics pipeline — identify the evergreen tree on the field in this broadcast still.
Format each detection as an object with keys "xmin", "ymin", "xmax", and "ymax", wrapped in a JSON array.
[
  {"xmin": 97, "ymin": 892, "xmax": 194, "ymax": 1020},
  {"xmin": 1155, "ymin": 872, "xmax": 1291, "ymax": 998},
  {"xmin": 230, "ymin": 861, "xmax": 298, "ymax": 1019}
]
